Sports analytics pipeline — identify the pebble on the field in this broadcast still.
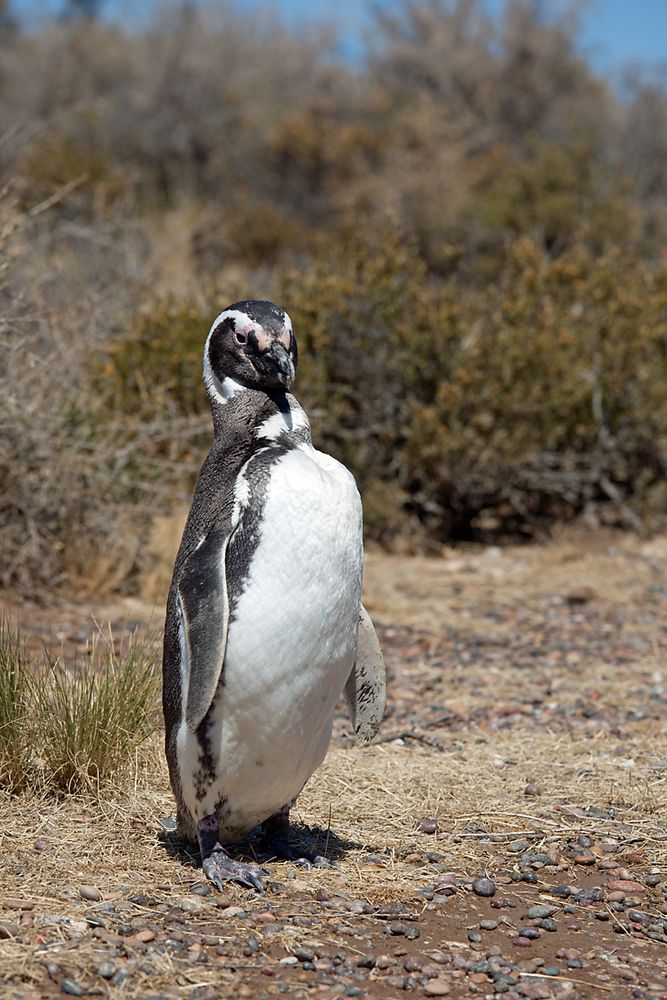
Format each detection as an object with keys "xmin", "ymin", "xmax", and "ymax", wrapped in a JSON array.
[
  {"xmin": 60, "ymin": 980, "xmax": 86, "ymax": 996},
  {"xmin": 480, "ymin": 920, "xmax": 498, "ymax": 930},
  {"xmin": 573, "ymin": 887, "xmax": 604, "ymax": 905},
  {"xmin": 180, "ymin": 898, "xmax": 204, "ymax": 914},
  {"xmin": 78, "ymin": 886, "xmax": 101, "ymax": 902},
  {"xmin": 97, "ymin": 963, "xmax": 115, "ymax": 979},
  {"xmin": 472, "ymin": 878, "xmax": 496, "ymax": 898},
  {"xmin": 518, "ymin": 928, "xmax": 540, "ymax": 939},
  {"xmin": 468, "ymin": 931, "xmax": 482, "ymax": 942},
  {"xmin": 389, "ymin": 922, "xmax": 409, "ymax": 936},
  {"xmin": 524, "ymin": 783, "xmax": 542, "ymax": 797},
  {"xmin": 572, "ymin": 851, "xmax": 596, "ymax": 865},
  {"xmin": 540, "ymin": 919, "xmax": 558, "ymax": 932},
  {"xmin": 190, "ymin": 883, "xmax": 212, "ymax": 897},
  {"xmin": 293, "ymin": 946, "xmax": 314, "ymax": 962},
  {"xmin": 417, "ymin": 817, "xmax": 438, "ymax": 834},
  {"xmin": 543, "ymin": 966, "xmax": 561, "ymax": 976},
  {"xmin": 609, "ymin": 880, "xmax": 646, "ymax": 894},
  {"xmin": 526, "ymin": 905, "xmax": 555, "ymax": 919},
  {"xmin": 424, "ymin": 980, "xmax": 451, "ymax": 996},
  {"xmin": 132, "ymin": 929, "xmax": 156, "ymax": 943},
  {"xmin": 548, "ymin": 885, "xmax": 572, "ymax": 898}
]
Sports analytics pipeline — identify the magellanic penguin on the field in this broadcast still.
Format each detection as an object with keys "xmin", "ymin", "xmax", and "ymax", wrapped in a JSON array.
[{"xmin": 162, "ymin": 300, "xmax": 386, "ymax": 892}]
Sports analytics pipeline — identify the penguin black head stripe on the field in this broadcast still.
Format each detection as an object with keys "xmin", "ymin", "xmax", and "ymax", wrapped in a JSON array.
[{"xmin": 204, "ymin": 300, "xmax": 297, "ymax": 399}]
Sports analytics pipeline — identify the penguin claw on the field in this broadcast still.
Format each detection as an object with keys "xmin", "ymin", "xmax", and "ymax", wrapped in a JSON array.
[{"xmin": 202, "ymin": 853, "xmax": 267, "ymax": 893}]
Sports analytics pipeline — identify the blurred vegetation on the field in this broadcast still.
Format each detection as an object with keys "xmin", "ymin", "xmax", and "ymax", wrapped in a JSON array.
[{"xmin": 2, "ymin": 0, "xmax": 667, "ymax": 591}]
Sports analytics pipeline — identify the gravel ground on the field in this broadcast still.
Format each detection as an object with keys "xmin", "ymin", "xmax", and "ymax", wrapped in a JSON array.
[{"xmin": 2, "ymin": 528, "xmax": 667, "ymax": 999}]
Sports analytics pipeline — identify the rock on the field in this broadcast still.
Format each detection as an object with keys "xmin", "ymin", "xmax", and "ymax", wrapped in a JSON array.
[
  {"xmin": 405, "ymin": 927, "xmax": 420, "ymax": 940},
  {"xmin": 389, "ymin": 922, "xmax": 409, "ymax": 936},
  {"xmin": 540, "ymin": 919, "xmax": 558, "ymax": 932},
  {"xmin": 60, "ymin": 980, "xmax": 86, "ymax": 996},
  {"xmin": 479, "ymin": 919, "xmax": 498, "ymax": 930},
  {"xmin": 403, "ymin": 955, "xmax": 422, "ymax": 972},
  {"xmin": 294, "ymin": 946, "xmax": 315, "ymax": 962},
  {"xmin": 524, "ymin": 783, "xmax": 542, "ymax": 797},
  {"xmin": 356, "ymin": 955, "xmax": 376, "ymax": 969},
  {"xmin": 548, "ymin": 885, "xmax": 572, "ymax": 898},
  {"xmin": 190, "ymin": 883, "xmax": 212, "ymax": 897},
  {"xmin": 628, "ymin": 909, "xmax": 650, "ymax": 926},
  {"xmin": 0, "ymin": 923, "xmax": 19, "ymax": 939},
  {"xmin": 565, "ymin": 586, "xmax": 597, "ymax": 604},
  {"xmin": 78, "ymin": 886, "xmax": 101, "ymax": 902},
  {"xmin": 608, "ymin": 880, "xmax": 646, "ymax": 894},
  {"xmin": 132, "ymin": 929, "xmax": 156, "ymax": 943},
  {"xmin": 543, "ymin": 966, "xmax": 561, "ymax": 976},
  {"xmin": 608, "ymin": 891, "xmax": 626, "ymax": 903},
  {"xmin": 572, "ymin": 851, "xmax": 596, "ymax": 865},
  {"xmin": 179, "ymin": 898, "xmax": 204, "ymax": 914},
  {"xmin": 218, "ymin": 906, "xmax": 246, "ymax": 918},
  {"xmin": 573, "ymin": 887, "xmax": 604, "ymax": 905},
  {"xmin": 472, "ymin": 878, "xmax": 496, "ymax": 898},
  {"xmin": 417, "ymin": 817, "xmax": 438, "ymax": 834},
  {"xmin": 519, "ymin": 928, "xmax": 540, "ymax": 939},
  {"xmin": 97, "ymin": 963, "xmax": 115, "ymax": 979},
  {"xmin": 467, "ymin": 932, "xmax": 482, "ymax": 942},
  {"xmin": 424, "ymin": 980, "xmax": 451, "ymax": 996},
  {"xmin": 526, "ymin": 905, "xmax": 555, "ymax": 919}
]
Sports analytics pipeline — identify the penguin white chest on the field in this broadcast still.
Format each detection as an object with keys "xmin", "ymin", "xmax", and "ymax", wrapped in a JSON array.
[{"xmin": 202, "ymin": 445, "xmax": 362, "ymax": 837}]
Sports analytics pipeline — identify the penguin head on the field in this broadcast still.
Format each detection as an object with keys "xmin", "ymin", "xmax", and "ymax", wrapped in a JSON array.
[{"xmin": 204, "ymin": 300, "xmax": 298, "ymax": 401}]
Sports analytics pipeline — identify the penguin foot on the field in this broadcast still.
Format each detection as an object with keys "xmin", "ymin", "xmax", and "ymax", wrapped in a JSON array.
[
  {"xmin": 260, "ymin": 837, "xmax": 335, "ymax": 870},
  {"xmin": 202, "ymin": 849, "xmax": 267, "ymax": 893},
  {"xmin": 259, "ymin": 808, "xmax": 335, "ymax": 870},
  {"xmin": 197, "ymin": 814, "xmax": 266, "ymax": 893}
]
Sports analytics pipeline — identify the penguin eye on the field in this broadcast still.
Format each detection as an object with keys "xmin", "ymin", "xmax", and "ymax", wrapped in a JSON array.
[{"xmin": 235, "ymin": 329, "xmax": 248, "ymax": 345}]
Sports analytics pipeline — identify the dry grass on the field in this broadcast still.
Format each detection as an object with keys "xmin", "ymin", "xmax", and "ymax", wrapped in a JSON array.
[
  {"xmin": 2, "ymin": 729, "xmax": 667, "ymax": 914},
  {"xmin": 3, "ymin": 536, "xmax": 667, "ymax": 993},
  {"xmin": 0, "ymin": 622, "xmax": 161, "ymax": 795}
]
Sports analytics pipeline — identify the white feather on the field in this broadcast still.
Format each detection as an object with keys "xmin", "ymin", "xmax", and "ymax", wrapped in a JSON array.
[
  {"xmin": 178, "ymin": 441, "xmax": 363, "ymax": 835},
  {"xmin": 255, "ymin": 398, "xmax": 310, "ymax": 441}
]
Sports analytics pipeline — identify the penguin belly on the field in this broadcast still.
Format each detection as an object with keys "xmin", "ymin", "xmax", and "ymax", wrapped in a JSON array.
[{"xmin": 186, "ymin": 445, "xmax": 362, "ymax": 840}]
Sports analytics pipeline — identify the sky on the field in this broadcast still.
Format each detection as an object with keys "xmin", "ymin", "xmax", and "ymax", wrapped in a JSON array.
[{"xmin": 12, "ymin": 0, "xmax": 667, "ymax": 78}]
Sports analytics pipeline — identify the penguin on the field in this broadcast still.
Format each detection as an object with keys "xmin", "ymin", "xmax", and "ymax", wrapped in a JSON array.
[{"xmin": 162, "ymin": 300, "xmax": 385, "ymax": 892}]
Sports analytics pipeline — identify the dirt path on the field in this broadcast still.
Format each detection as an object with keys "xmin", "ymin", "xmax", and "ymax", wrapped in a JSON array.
[{"xmin": 2, "ymin": 529, "xmax": 667, "ymax": 999}]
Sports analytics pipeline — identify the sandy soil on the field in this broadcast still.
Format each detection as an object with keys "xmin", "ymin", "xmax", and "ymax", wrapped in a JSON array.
[{"xmin": 2, "ymin": 528, "xmax": 667, "ymax": 999}]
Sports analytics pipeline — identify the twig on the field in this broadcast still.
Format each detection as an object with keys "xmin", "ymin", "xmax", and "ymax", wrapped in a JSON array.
[
  {"xmin": 519, "ymin": 972, "xmax": 612, "ymax": 992},
  {"xmin": 373, "ymin": 730, "xmax": 449, "ymax": 751}
]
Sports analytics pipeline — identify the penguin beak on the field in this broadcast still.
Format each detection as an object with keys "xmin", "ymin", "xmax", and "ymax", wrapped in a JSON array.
[{"xmin": 268, "ymin": 342, "xmax": 295, "ymax": 390}]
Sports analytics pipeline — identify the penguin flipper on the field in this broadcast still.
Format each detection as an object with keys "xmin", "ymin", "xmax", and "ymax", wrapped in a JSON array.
[
  {"xmin": 177, "ymin": 524, "xmax": 234, "ymax": 732},
  {"xmin": 344, "ymin": 604, "xmax": 386, "ymax": 743}
]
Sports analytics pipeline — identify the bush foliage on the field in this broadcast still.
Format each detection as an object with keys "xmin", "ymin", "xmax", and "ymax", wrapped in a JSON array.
[{"xmin": 2, "ymin": 1, "xmax": 667, "ymax": 589}]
